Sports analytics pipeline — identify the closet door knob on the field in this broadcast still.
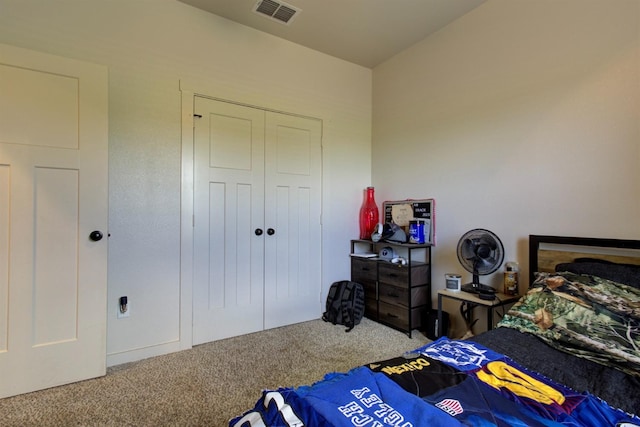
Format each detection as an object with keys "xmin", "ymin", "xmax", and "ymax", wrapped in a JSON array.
[
  {"xmin": 255, "ymin": 228, "xmax": 263, "ymax": 236},
  {"xmin": 89, "ymin": 230, "xmax": 103, "ymax": 241},
  {"xmin": 267, "ymin": 228, "xmax": 275, "ymax": 236}
]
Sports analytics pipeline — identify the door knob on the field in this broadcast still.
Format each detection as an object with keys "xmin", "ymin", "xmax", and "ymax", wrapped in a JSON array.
[
  {"xmin": 255, "ymin": 228, "xmax": 263, "ymax": 236},
  {"xmin": 89, "ymin": 230, "xmax": 103, "ymax": 241},
  {"xmin": 267, "ymin": 228, "xmax": 275, "ymax": 236}
]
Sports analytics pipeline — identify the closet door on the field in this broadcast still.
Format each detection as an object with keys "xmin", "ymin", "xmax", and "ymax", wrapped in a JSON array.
[
  {"xmin": 192, "ymin": 98, "xmax": 322, "ymax": 343},
  {"xmin": 193, "ymin": 97, "xmax": 265, "ymax": 344},
  {"xmin": 263, "ymin": 112, "xmax": 322, "ymax": 328}
]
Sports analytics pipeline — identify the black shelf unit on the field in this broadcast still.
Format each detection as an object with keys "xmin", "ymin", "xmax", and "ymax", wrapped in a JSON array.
[{"xmin": 350, "ymin": 239, "xmax": 432, "ymax": 337}]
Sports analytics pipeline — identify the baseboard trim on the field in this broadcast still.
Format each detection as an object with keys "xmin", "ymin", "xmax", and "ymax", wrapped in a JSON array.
[{"xmin": 106, "ymin": 340, "xmax": 187, "ymax": 367}]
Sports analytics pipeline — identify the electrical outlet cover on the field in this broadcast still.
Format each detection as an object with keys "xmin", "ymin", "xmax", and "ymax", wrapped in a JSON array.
[{"xmin": 117, "ymin": 301, "xmax": 130, "ymax": 318}]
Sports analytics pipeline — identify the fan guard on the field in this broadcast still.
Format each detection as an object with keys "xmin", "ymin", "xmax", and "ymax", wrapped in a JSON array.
[{"xmin": 456, "ymin": 228, "xmax": 504, "ymax": 295}]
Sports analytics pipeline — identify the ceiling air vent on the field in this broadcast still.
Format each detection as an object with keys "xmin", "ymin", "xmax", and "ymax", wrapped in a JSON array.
[{"xmin": 253, "ymin": 0, "xmax": 300, "ymax": 25}]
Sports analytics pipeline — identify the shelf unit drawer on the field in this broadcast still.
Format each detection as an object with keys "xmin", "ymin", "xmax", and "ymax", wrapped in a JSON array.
[
  {"xmin": 378, "ymin": 302, "xmax": 424, "ymax": 330},
  {"xmin": 378, "ymin": 301, "xmax": 408, "ymax": 329},
  {"xmin": 351, "ymin": 258, "xmax": 377, "ymax": 281},
  {"xmin": 378, "ymin": 263, "xmax": 409, "ymax": 286},
  {"xmin": 378, "ymin": 263, "xmax": 430, "ymax": 287},
  {"xmin": 378, "ymin": 283, "xmax": 428, "ymax": 308},
  {"xmin": 378, "ymin": 282, "xmax": 407, "ymax": 306}
]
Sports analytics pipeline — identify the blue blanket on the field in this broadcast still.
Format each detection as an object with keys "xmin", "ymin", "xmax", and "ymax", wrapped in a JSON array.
[{"xmin": 230, "ymin": 338, "xmax": 639, "ymax": 426}]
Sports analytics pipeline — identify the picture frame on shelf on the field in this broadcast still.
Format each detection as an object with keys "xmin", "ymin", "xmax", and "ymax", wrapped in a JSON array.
[{"xmin": 382, "ymin": 198, "xmax": 436, "ymax": 245}]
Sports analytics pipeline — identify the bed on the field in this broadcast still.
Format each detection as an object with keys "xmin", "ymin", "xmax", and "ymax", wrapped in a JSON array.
[{"xmin": 230, "ymin": 235, "xmax": 640, "ymax": 426}]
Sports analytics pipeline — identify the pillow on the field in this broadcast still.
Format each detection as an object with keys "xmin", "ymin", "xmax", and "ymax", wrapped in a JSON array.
[
  {"xmin": 555, "ymin": 260, "xmax": 640, "ymax": 289},
  {"xmin": 500, "ymin": 270, "xmax": 640, "ymax": 378}
]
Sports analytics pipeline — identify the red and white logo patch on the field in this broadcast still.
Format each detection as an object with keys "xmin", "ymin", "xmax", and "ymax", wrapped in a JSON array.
[{"xmin": 435, "ymin": 398, "xmax": 463, "ymax": 416}]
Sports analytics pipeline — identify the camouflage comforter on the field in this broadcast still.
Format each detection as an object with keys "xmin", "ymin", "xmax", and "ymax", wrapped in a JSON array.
[{"xmin": 498, "ymin": 271, "xmax": 640, "ymax": 377}]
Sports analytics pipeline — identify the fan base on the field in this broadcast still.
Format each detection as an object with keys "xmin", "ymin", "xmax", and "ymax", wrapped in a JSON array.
[{"xmin": 461, "ymin": 283, "xmax": 496, "ymax": 299}]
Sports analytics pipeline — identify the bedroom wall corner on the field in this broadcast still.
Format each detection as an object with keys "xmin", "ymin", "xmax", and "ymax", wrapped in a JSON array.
[{"xmin": 372, "ymin": 0, "xmax": 640, "ymax": 337}]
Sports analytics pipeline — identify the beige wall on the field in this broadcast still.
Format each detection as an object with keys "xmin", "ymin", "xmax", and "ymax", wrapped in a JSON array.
[
  {"xmin": 373, "ymin": 0, "xmax": 640, "ymax": 337},
  {"xmin": 0, "ymin": 0, "xmax": 372, "ymax": 364},
  {"xmin": 3, "ymin": 0, "xmax": 638, "ymax": 355}
]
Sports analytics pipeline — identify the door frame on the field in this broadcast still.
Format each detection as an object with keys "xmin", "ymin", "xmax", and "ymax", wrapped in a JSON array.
[{"xmin": 179, "ymin": 81, "xmax": 324, "ymax": 348}]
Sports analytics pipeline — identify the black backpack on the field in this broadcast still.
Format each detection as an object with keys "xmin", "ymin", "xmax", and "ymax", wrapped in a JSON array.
[{"xmin": 322, "ymin": 280, "xmax": 365, "ymax": 332}]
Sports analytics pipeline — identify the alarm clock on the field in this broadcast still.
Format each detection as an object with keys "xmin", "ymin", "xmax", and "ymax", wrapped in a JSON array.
[{"xmin": 445, "ymin": 274, "xmax": 462, "ymax": 292}]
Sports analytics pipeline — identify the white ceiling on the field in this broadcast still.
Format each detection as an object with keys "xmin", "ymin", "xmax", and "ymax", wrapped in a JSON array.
[{"xmin": 178, "ymin": 0, "xmax": 486, "ymax": 68}]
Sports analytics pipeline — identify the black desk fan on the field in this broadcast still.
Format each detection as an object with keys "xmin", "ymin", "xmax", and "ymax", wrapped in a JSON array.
[{"xmin": 457, "ymin": 228, "xmax": 504, "ymax": 299}]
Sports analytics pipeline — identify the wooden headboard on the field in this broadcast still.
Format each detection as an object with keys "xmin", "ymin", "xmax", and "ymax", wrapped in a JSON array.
[{"xmin": 528, "ymin": 235, "xmax": 640, "ymax": 284}]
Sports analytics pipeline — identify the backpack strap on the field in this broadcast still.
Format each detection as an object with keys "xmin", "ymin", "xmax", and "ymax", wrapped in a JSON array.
[
  {"xmin": 322, "ymin": 281, "xmax": 343, "ymax": 324},
  {"xmin": 343, "ymin": 282, "xmax": 355, "ymax": 332}
]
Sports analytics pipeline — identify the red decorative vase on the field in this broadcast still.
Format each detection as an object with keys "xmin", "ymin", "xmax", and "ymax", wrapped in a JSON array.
[{"xmin": 359, "ymin": 187, "xmax": 379, "ymax": 239}]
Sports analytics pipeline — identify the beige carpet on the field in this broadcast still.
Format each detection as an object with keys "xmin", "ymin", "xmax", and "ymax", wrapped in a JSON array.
[{"xmin": 0, "ymin": 318, "xmax": 429, "ymax": 426}]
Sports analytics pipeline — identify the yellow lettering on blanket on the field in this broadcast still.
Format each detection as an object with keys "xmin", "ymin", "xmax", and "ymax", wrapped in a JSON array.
[
  {"xmin": 475, "ymin": 361, "xmax": 566, "ymax": 405},
  {"xmin": 380, "ymin": 358, "xmax": 432, "ymax": 375}
]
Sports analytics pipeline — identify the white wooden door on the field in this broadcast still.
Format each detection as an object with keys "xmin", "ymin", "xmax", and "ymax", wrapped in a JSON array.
[
  {"xmin": 193, "ymin": 97, "xmax": 266, "ymax": 344},
  {"xmin": 263, "ymin": 111, "xmax": 322, "ymax": 329},
  {"xmin": 192, "ymin": 98, "xmax": 322, "ymax": 343},
  {"xmin": 0, "ymin": 43, "xmax": 108, "ymax": 398}
]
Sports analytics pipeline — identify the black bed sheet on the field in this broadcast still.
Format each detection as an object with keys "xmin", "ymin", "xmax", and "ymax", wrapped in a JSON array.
[{"xmin": 470, "ymin": 327, "xmax": 640, "ymax": 415}]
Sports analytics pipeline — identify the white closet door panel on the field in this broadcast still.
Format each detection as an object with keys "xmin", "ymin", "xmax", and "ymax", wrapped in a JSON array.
[
  {"xmin": 193, "ymin": 97, "xmax": 265, "ymax": 344},
  {"xmin": 264, "ymin": 112, "xmax": 322, "ymax": 329},
  {"xmin": 209, "ymin": 114, "xmax": 253, "ymax": 170},
  {"xmin": 207, "ymin": 182, "xmax": 227, "ymax": 308},
  {"xmin": 206, "ymin": 181, "xmax": 255, "ymax": 308},
  {"xmin": 274, "ymin": 125, "xmax": 312, "ymax": 176}
]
